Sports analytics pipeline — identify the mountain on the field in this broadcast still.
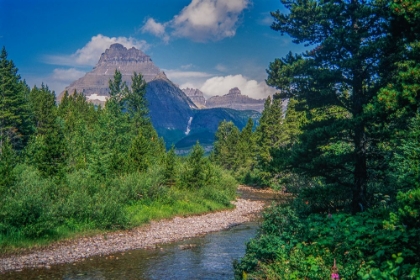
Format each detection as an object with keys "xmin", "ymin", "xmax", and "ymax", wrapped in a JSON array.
[
  {"xmin": 175, "ymin": 108, "xmax": 260, "ymax": 151},
  {"xmin": 58, "ymin": 44, "xmax": 261, "ymax": 149},
  {"xmin": 182, "ymin": 88, "xmax": 206, "ymax": 108},
  {"xmin": 58, "ymin": 43, "xmax": 163, "ymax": 103},
  {"xmin": 182, "ymin": 87, "xmax": 265, "ymax": 113},
  {"xmin": 206, "ymin": 87, "xmax": 265, "ymax": 112}
]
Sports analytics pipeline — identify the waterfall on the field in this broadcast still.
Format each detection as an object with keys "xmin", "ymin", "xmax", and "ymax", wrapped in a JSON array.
[{"xmin": 185, "ymin": 117, "xmax": 193, "ymax": 135}]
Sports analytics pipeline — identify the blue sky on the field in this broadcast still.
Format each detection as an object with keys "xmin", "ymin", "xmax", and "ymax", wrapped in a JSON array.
[{"xmin": 0, "ymin": 0, "xmax": 305, "ymax": 99}]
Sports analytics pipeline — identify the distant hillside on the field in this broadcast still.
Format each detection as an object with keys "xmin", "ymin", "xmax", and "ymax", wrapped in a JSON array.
[
  {"xmin": 58, "ymin": 43, "xmax": 262, "ymax": 150},
  {"xmin": 175, "ymin": 108, "xmax": 260, "ymax": 149}
]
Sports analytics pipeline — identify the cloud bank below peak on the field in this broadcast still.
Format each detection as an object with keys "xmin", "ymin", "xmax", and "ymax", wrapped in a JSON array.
[
  {"xmin": 45, "ymin": 34, "xmax": 149, "ymax": 67},
  {"xmin": 141, "ymin": 0, "xmax": 249, "ymax": 42},
  {"xmin": 200, "ymin": 75, "xmax": 275, "ymax": 99}
]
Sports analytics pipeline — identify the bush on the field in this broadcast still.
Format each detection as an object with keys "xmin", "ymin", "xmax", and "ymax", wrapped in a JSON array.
[
  {"xmin": 0, "ymin": 164, "xmax": 58, "ymax": 238},
  {"xmin": 235, "ymin": 203, "xmax": 420, "ymax": 279}
]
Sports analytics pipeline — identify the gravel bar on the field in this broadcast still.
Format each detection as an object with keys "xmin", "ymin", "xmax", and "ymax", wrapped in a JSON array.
[{"xmin": 0, "ymin": 186, "xmax": 268, "ymax": 272}]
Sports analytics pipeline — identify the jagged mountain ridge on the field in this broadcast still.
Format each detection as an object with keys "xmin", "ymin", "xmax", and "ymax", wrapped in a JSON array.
[
  {"xmin": 58, "ymin": 43, "xmax": 165, "ymax": 103},
  {"xmin": 182, "ymin": 88, "xmax": 206, "ymax": 108},
  {"xmin": 182, "ymin": 87, "xmax": 265, "ymax": 113},
  {"xmin": 58, "ymin": 44, "xmax": 260, "ymax": 149}
]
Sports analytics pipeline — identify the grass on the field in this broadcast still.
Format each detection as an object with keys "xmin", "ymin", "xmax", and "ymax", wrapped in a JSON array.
[
  {"xmin": 0, "ymin": 160, "xmax": 238, "ymax": 255},
  {"xmin": 127, "ymin": 194, "xmax": 235, "ymax": 225}
]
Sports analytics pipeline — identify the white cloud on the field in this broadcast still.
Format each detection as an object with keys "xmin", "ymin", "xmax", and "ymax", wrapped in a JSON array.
[
  {"xmin": 164, "ymin": 69, "xmax": 214, "ymax": 90},
  {"xmin": 215, "ymin": 63, "xmax": 228, "ymax": 72},
  {"xmin": 165, "ymin": 69, "xmax": 213, "ymax": 79},
  {"xmin": 142, "ymin": 18, "xmax": 166, "ymax": 36},
  {"xmin": 45, "ymin": 34, "xmax": 149, "ymax": 66},
  {"xmin": 86, "ymin": 94, "xmax": 108, "ymax": 102},
  {"xmin": 179, "ymin": 82, "xmax": 200, "ymax": 90},
  {"xmin": 141, "ymin": 0, "xmax": 249, "ymax": 42},
  {"xmin": 141, "ymin": 18, "xmax": 170, "ymax": 43},
  {"xmin": 181, "ymin": 64, "xmax": 194, "ymax": 70},
  {"xmin": 200, "ymin": 74, "xmax": 276, "ymax": 99},
  {"xmin": 52, "ymin": 68, "xmax": 85, "ymax": 82}
]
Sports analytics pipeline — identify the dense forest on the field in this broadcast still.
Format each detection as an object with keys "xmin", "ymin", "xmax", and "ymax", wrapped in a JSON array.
[
  {"xmin": 214, "ymin": 0, "xmax": 419, "ymax": 278},
  {"xmin": 0, "ymin": 49, "xmax": 237, "ymax": 250},
  {"xmin": 1, "ymin": 0, "xmax": 420, "ymax": 278}
]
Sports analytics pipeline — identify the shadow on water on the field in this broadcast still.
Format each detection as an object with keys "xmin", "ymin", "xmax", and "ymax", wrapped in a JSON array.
[{"xmin": 3, "ymin": 187, "xmax": 278, "ymax": 280}]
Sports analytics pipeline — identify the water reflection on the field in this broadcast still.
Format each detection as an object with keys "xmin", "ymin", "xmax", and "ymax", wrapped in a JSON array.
[{"xmin": 3, "ymin": 222, "xmax": 259, "ymax": 280}]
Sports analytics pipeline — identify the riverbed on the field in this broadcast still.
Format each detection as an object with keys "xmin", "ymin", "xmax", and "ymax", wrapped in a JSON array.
[{"xmin": 0, "ymin": 186, "xmax": 279, "ymax": 278}]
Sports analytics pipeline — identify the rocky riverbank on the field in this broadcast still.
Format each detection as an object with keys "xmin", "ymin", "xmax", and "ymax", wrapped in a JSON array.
[{"xmin": 0, "ymin": 186, "xmax": 273, "ymax": 273}]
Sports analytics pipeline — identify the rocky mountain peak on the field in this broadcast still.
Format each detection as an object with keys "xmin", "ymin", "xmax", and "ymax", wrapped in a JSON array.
[
  {"xmin": 182, "ymin": 88, "xmax": 206, "ymax": 108},
  {"xmin": 110, "ymin": 43, "xmax": 125, "ymax": 49},
  {"xmin": 96, "ymin": 43, "xmax": 153, "ymax": 68},
  {"xmin": 227, "ymin": 87, "xmax": 241, "ymax": 96},
  {"xmin": 58, "ymin": 44, "xmax": 163, "ymax": 102},
  {"xmin": 206, "ymin": 87, "xmax": 265, "ymax": 112}
]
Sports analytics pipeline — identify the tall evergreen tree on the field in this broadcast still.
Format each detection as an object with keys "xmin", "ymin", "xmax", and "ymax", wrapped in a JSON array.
[
  {"xmin": 26, "ymin": 85, "xmax": 66, "ymax": 177},
  {"xmin": 107, "ymin": 69, "xmax": 127, "ymax": 115},
  {"xmin": 267, "ymin": 0, "xmax": 401, "ymax": 213},
  {"xmin": 0, "ymin": 47, "xmax": 33, "ymax": 150},
  {"xmin": 58, "ymin": 91, "xmax": 98, "ymax": 171},
  {"xmin": 163, "ymin": 145, "xmax": 177, "ymax": 186},
  {"xmin": 255, "ymin": 97, "xmax": 285, "ymax": 168},
  {"xmin": 124, "ymin": 72, "xmax": 148, "ymax": 128},
  {"xmin": 237, "ymin": 118, "xmax": 257, "ymax": 170},
  {"xmin": 0, "ymin": 138, "xmax": 16, "ymax": 194},
  {"xmin": 211, "ymin": 121, "xmax": 240, "ymax": 170},
  {"xmin": 29, "ymin": 84, "xmax": 57, "ymax": 135},
  {"xmin": 184, "ymin": 142, "xmax": 206, "ymax": 189}
]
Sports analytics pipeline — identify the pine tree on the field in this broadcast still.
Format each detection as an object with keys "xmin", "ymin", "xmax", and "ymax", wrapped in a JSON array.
[
  {"xmin": 29, "ymin": 84, "xmax": 57, "ymax": 135},
  {"xmin": 237, "ymin": 118, "xmax": 257, "ymax": 170},
  {"xmin": 124, "ymin": 72, "xmax": 148, "ymax": 128},
  {"xmin": 58, "ymin": 91, "xmax": 98, "ymax": 171},
  {"xmin": 163, "ymin": 145, "xmax": 177, "ymax": 186},
  {"xmin": 184, "ymin": 142, "xmax": 206, "ymax": 189},
  {"xmin": 267, "ymin": 0, "xmax": 401, "ymax": 213},
  {"xmin": 211, "ymin": 120, "xmax": 240, "ymax": 170},
  {"xmin": 107, "ymin": 69, "xmax": 127, "ymax": 115},
  {"xmin": 26, "ymin": 85, "xmax": 66, "ymax": 177},
  {"xmin": 255, "ymin": 97, "xmax": 286, "ymax": 168},
  {"xmin": 0, "ymin": 47, "xmax": 33, "ymax": 150},
  {"xmin": 0, "ymin": 138, "xmax": 16, "ymax": 194}
]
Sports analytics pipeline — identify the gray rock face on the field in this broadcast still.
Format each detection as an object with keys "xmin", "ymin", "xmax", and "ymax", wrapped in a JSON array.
[
  {"xmin": 58, "ymin": 43, "xmax": 162, "ymax": 102},
  {"xmin": 182, "ymin": 88, "xmax": 206, "ymax": 108},
  {"xmin": 56, "ymin": 44, "xmax": 262, "ymax": 149},
  {"xmin": 206, "ymin": 87, "xmax": 265, "ymax": 112}
]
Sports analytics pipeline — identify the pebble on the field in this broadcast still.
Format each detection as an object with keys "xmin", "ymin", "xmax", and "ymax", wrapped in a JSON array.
[{"xmin": 0, "ymin": 186, "xmax": 272, "ymax": 273}]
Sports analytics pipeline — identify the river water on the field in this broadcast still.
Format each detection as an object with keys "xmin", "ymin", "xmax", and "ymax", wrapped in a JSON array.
[{"xmin": 3, "ymin": 188, "xmax": 276, "ymax": 280}]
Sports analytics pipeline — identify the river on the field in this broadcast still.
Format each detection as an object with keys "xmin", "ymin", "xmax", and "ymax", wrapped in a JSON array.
[{"xmin": 2, "ymin": 187, "xmax": 276, "ymax": 279}]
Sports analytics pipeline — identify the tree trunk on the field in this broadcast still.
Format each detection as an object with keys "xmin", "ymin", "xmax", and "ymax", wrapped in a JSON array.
[{"xmin": 352, "ymin": 121, "xmax": 368, "ymax": 214}]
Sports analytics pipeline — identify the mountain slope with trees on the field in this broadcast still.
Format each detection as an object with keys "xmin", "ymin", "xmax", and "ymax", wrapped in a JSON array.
[{"xmin": 0, "ymin": 54, "xmax": 237, "ymax": 251}]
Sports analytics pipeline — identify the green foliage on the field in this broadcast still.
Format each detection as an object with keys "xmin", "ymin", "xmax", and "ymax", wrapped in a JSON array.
[
  {"xmin": 235, "ymin": 1, "xmax": 420, "ymax": 279},
  {"xmin": 163, "ymin": 145, "xmax": 177, "ymax": 186},
  {"xmin": 211, "ymin": 120, "xmax": 241, "ymax": 170},
  {"xmin": 0, "ymin": 52, "xmax": 239, "ymax": 251},
  {"xmin": 124, "ymin": 72, "xmax": 148, "ymax": 125},
  {"xmin": 235, "ymin": 204, "xmax": 420, "ymax": 279},
  {"xmin": 266, "ymin": 0, "xmax": 405, "ymax": 213},
  {"xmin": 0, "ymin": 47, "xmax": 33, "ymax": 150},
  {"xmin": 181, "ymin": 142, "xmax": 207, "ymax": 189},
  {"xmin": 0, "ymin": 138, "xmax": 16, "ymax": 194},
  {"xmin": 255, "ymin": 97, "xmax": 285, "ymax": 167},
  {"xmin": 26, "ymin": 85, "xmax": 67, "ymax": 177},
  {"xmin": 391, "ymin": 114, "xmax": 420, "ymax": 190}
]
